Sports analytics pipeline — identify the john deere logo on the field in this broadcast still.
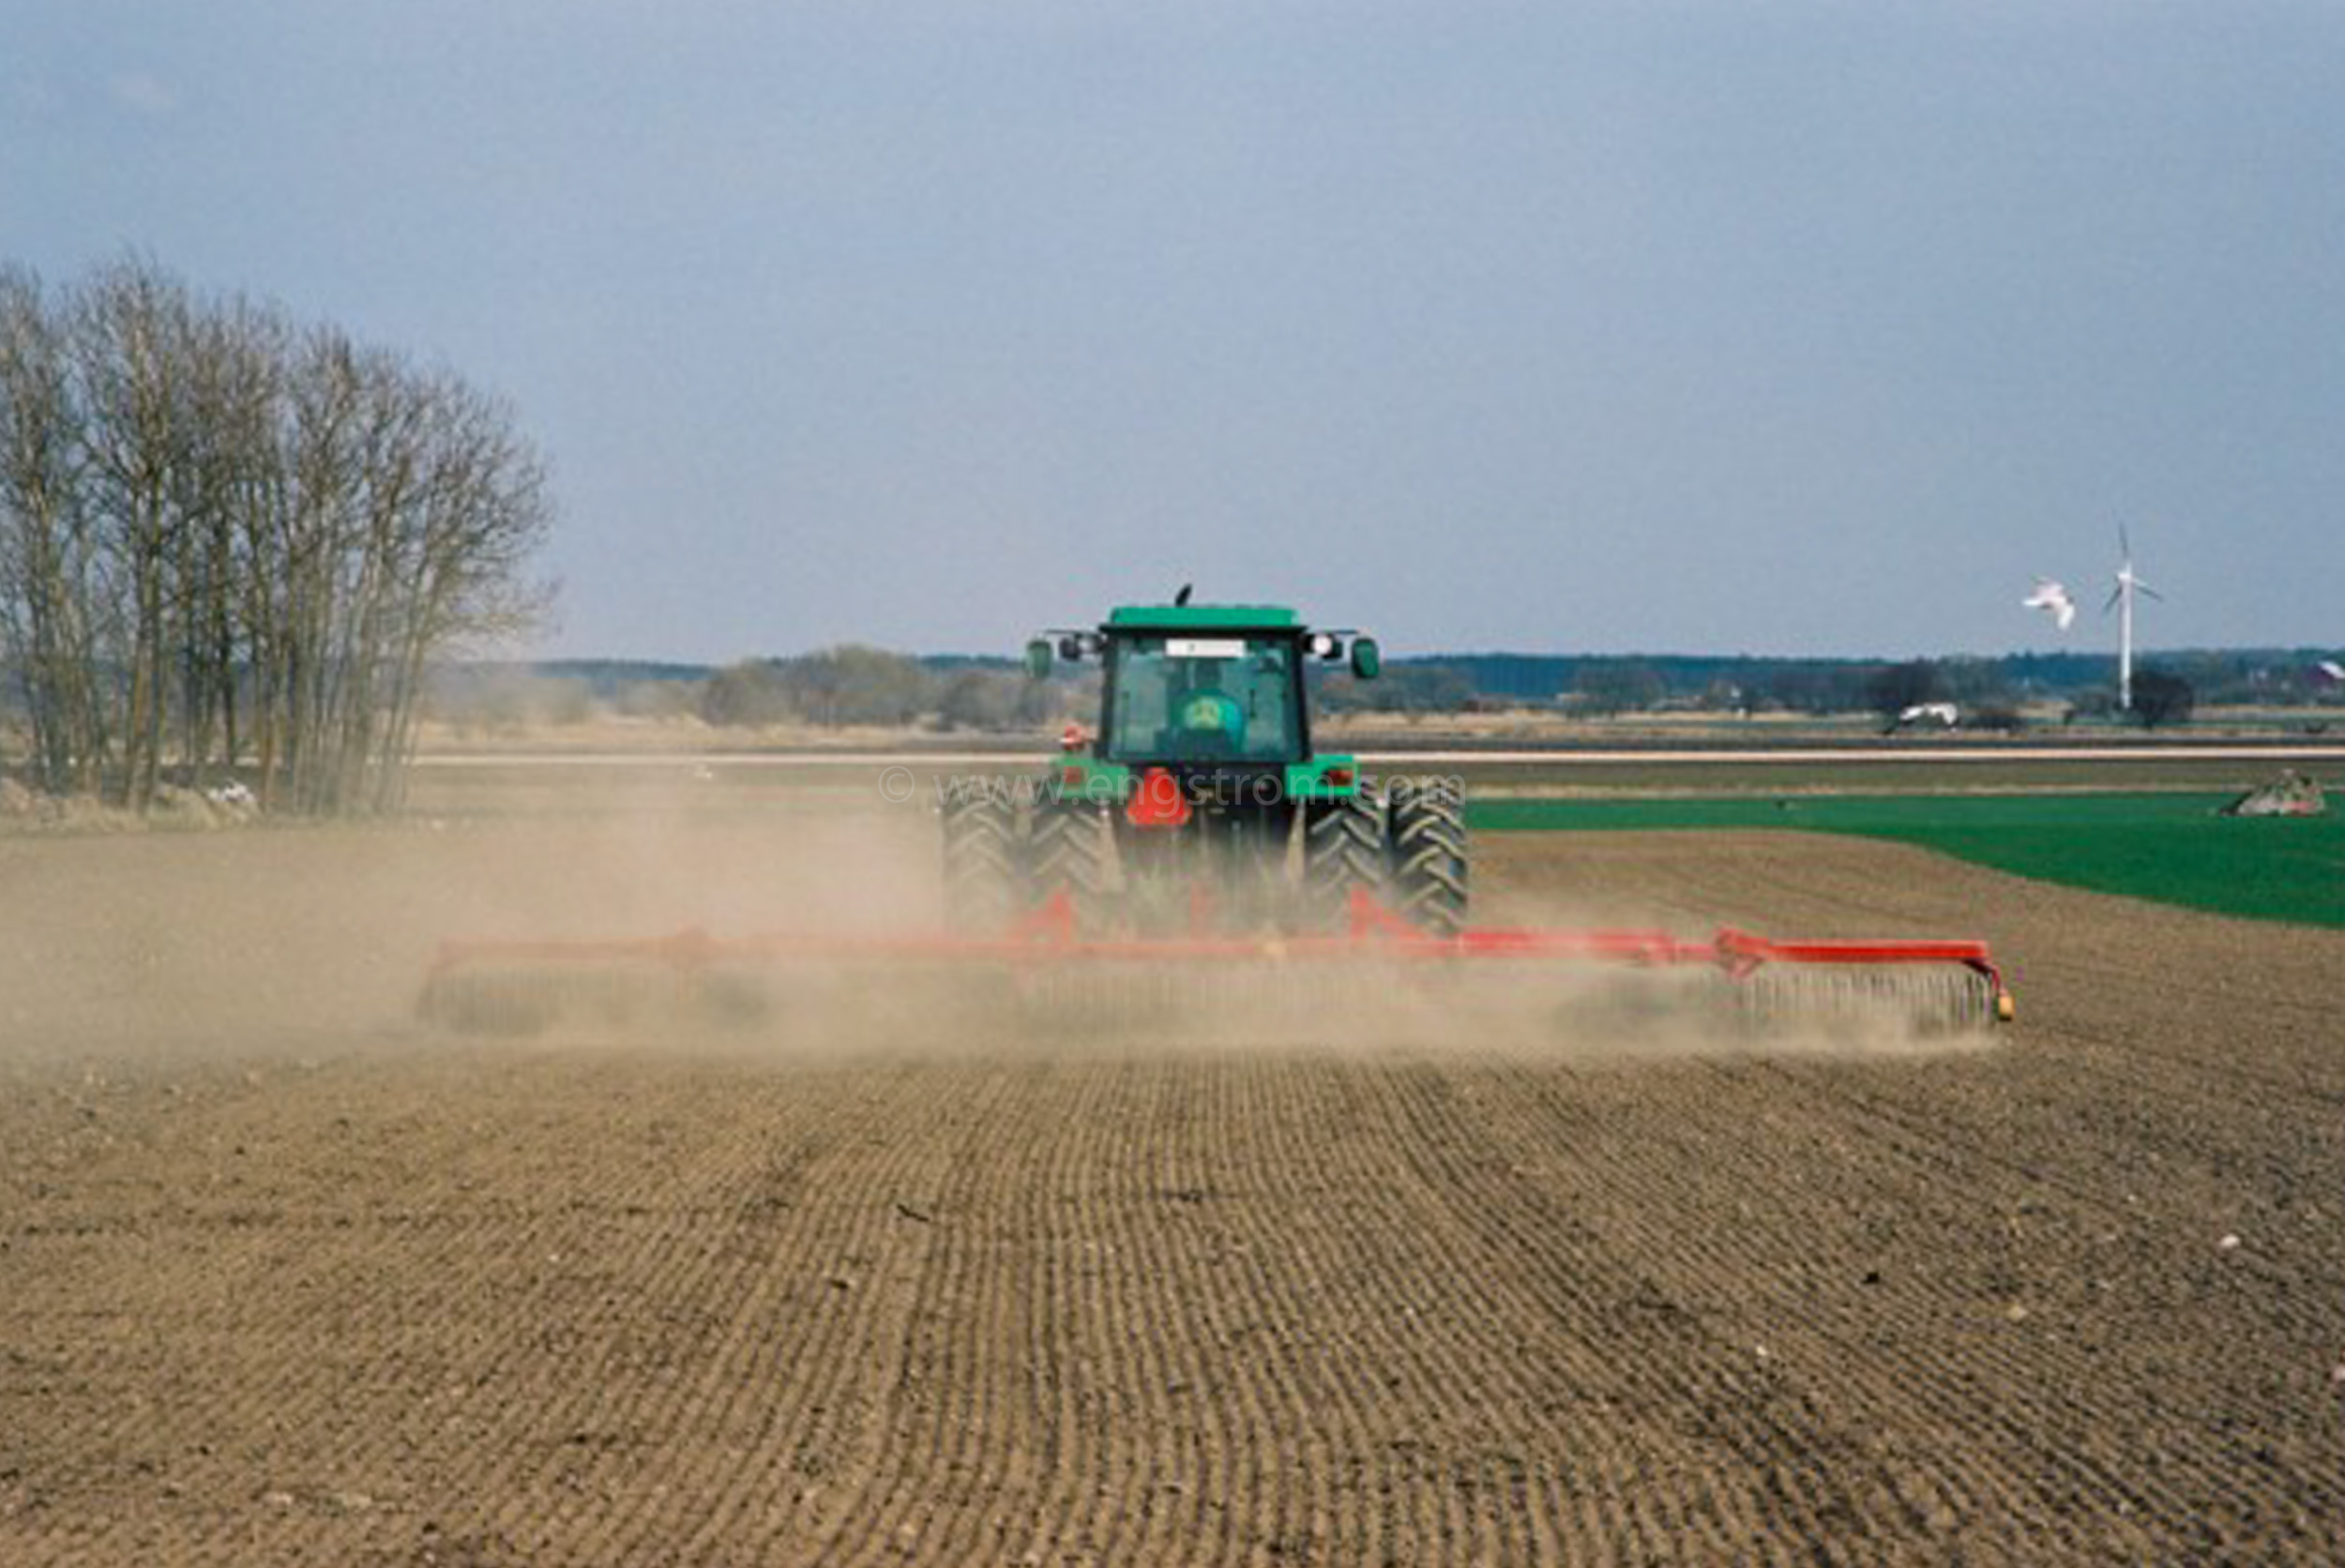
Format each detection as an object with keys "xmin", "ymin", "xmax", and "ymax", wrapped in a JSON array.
[{"xmin": 1182, "ymin": 694, "xmax": 1230, "ymax": 731}]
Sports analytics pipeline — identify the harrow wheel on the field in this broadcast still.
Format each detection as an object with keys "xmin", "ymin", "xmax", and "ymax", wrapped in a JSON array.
[
  {"xmin": 1386, "ymin": 776, "xmax": 1470, "ymax": 936},
  {"xmin": 1735, "ymin": 962, "xmax": 2005, "ymax": 1037},
  {"xmin": 418, "ymin": 967, "xmax": 566, "ymax": 1036},
  {"xmin": 416, "ymin": 964, "xmax": 773, "ymax": 1038}
]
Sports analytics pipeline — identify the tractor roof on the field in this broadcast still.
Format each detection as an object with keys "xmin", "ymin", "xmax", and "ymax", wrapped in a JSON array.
[{"xmin": 1105, "ymin": 604, "xmax": 1302, "ymax": 632}]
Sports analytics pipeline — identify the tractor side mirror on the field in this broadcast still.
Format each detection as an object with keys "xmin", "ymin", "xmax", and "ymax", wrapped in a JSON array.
[
  {"xmin": 1349, "ymin": 637, "xmax": 1382, "ymax": 680},
  {"xmin": 1024, "ymin": 639, "xmax": 1053, "ymax": 680}
]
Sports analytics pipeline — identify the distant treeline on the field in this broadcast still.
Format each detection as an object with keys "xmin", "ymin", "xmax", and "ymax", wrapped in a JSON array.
[
  {"xmin": 1379, "ymin": 650, "xmax": 2343, "ymax": 714},
  {"xmin": 0, "ymin": 257, "xmax": 550, "ymax": 811},
  {"xmin": 427, "ymin": 643, "xmax": 2345, "ymax": 734},
  {"xmin": 430, "ymin": 650, "xmax": 1063, "ymax": 734}
]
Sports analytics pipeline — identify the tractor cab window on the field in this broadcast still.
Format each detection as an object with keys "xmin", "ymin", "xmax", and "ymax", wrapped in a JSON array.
[{"xmin": 1104, "ymin": 636, "xmax": 1301, "ymax": 764}]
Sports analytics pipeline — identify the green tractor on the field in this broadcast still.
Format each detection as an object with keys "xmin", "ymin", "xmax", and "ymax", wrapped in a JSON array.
[
  {"xmin": 940, "ymin": 596, "xmax": 1469, "ymax": 935},
  {"xmin": 421, "ymin": 595, "xmax": 2014, "ymax": 1038}
]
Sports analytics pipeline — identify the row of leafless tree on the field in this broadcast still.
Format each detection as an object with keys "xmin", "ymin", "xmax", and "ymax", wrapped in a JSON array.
[
  {"xmin": 696, "ymin": 649, "xmax": 1066, "ymax": 731},
  {"xmin": 0, "ymin": 257, "xmax": 551, "ymax": 814}
]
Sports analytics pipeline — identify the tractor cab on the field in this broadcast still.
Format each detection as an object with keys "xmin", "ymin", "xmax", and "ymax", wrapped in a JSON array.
[
  {"xmin": 1027, "ymin": 602, "xmax": 1381, "ymax": 800},
  {"xmin": 1102, "ymin": 625, "xmax": 1303, "ymax": 766}
]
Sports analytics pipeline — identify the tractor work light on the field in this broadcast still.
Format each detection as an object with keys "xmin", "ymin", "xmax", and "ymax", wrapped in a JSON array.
[{"xmin": 1308, "ymin": 632, "xmax": 1343, "ymax": 660}]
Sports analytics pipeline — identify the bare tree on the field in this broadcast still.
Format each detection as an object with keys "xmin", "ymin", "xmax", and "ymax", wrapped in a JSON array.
[
  {"xmin": 366, "ymin": 370, "xmax": 552, "ymax": 810},
  {"xmin": 0, "ymin": 256, "xmax": 552, "ymax": 815},
  {"xmin": 2130, "ymin": 669, "xmax": 2195, "ymax": 729},
  {"xmin": 0, "ymin": 267, "xmax": 108, "ymax": 792},
  {"xmin": 69, "ymin": 258, "xmax": 197, "ymax": 810},
  {"xmin": 171, "ymin": 294, "xmax": 283, "ymax": 790},
  {"xmin": 1865, "ymin": 659, "xmax": 1943, "ymax": 722}
]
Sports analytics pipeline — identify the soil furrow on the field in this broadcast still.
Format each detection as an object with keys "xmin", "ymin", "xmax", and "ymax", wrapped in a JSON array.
[{"xmin": 6, "ymin": 823, "xmax": 2341, "ymax": 1564}]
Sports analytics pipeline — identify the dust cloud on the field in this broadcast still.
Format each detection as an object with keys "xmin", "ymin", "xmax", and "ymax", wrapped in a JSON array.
[
  {"xmin": 0, "ymin": 773, "xmax": 930, "ymax": 1065},
  {"xmin": 0, "ymin": 773, "xmax": 1999, "ymax": 1071}
]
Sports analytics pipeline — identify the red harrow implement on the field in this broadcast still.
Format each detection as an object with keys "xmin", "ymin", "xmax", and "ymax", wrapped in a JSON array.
[{"xmin": 417, "ymin": 888, "xmax": 2013, "ymax": 1040}]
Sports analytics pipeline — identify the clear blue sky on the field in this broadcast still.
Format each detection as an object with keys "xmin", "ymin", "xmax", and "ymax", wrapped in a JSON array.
[{"xmin": 5, "ymin": 1, "xmax": 2340, "ymax": 663}]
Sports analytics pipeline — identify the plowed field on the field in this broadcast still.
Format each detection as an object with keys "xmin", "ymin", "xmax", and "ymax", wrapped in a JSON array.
[{"xmin": 3, "ymin": 816, "xmax": 2340, "ymax": 1565}]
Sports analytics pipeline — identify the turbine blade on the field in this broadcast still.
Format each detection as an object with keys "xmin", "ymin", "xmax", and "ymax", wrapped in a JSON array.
[{"xmin": 2137, "ymin": 582, "xmax": 2165, "ymax": 601}]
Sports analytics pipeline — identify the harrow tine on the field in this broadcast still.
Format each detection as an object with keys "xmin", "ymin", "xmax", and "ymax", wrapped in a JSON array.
[
  {"xmin": 1010, "ymin": 956, "xmax": 1414, "ymax": 1042},
  {"xmin": 1732, "ymin": 959, "xmax": 2005, "ymax": 1038},
  {"xmin": 417, "ymin": 958, "xmax": 779, "ymax": 1038}
]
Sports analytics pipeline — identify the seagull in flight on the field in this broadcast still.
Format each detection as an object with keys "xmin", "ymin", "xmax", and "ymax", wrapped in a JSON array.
[{"xmin": 2022, "ymin": 578, "xmax": 2077, "ymax": 631}]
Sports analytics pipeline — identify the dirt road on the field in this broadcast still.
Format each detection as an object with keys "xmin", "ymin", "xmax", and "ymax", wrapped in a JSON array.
[{"xmin": 2, "ymin": 818, "xmax": 2339, "ymax": 1564}]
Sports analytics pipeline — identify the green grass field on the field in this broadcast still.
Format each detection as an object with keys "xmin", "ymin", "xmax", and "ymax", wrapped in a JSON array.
[{"xmin": 1471, "ymin": 792, "xmax": 2345, "ymax": 929}]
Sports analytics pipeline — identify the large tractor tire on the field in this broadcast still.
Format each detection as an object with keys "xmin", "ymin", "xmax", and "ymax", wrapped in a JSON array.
[
  {"xmin": 1386, "ymin": 776, "xmax": 1470, "ymax": 935},
  {"xmin": 1027, "ymin": 794, "xmax": 1112, "ymax": 927},
  {"xmin": 941, "ymin": 789, "xmax": 1024, "ymax": 930},
  {"xmin": 1303, "ymin": 787, "xmax": 1389, "ymax": 928}
]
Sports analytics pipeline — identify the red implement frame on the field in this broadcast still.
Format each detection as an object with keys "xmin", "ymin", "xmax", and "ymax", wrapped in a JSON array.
[{"xmin": 425, "ymin": 888, "xmax": 2011, "ymax": 1018}]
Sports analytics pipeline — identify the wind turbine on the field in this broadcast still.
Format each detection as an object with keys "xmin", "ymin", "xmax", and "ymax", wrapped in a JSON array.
[{"xmin": 2103, "ymin": 525, "xmax": 2164, "ymax": 712}]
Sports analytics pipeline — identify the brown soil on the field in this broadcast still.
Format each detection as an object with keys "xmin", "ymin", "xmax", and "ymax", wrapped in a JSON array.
[{"xmin": 2, "ymin": 814, "xmax": 2340, "ymax": 1565}]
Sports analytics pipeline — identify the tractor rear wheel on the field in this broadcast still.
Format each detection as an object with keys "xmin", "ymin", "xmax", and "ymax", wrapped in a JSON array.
[
  {"xmin": 1028, "ymin": 795, "xmax": 1112, "ymax": 927},
  {"xmin": 1386, "ymin": 776, "xmax": 1470, "ymax": 934},
  {"xmin": 1303, "ymin": 788, "xmax": 1388, "ymax": 927},
  {"xmin": 941, "ymin": 789, "xmax": 1024, "ymax": 930}
]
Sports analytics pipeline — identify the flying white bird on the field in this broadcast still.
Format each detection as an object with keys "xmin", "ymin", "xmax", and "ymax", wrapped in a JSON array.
[
  {"xmin": 2022, "ymin": 579, "xmax": 2077, "ymax": 631},
  {"xmin": 2317, "ymin": 659, "xmax": 2345, "ymax": 684}
]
